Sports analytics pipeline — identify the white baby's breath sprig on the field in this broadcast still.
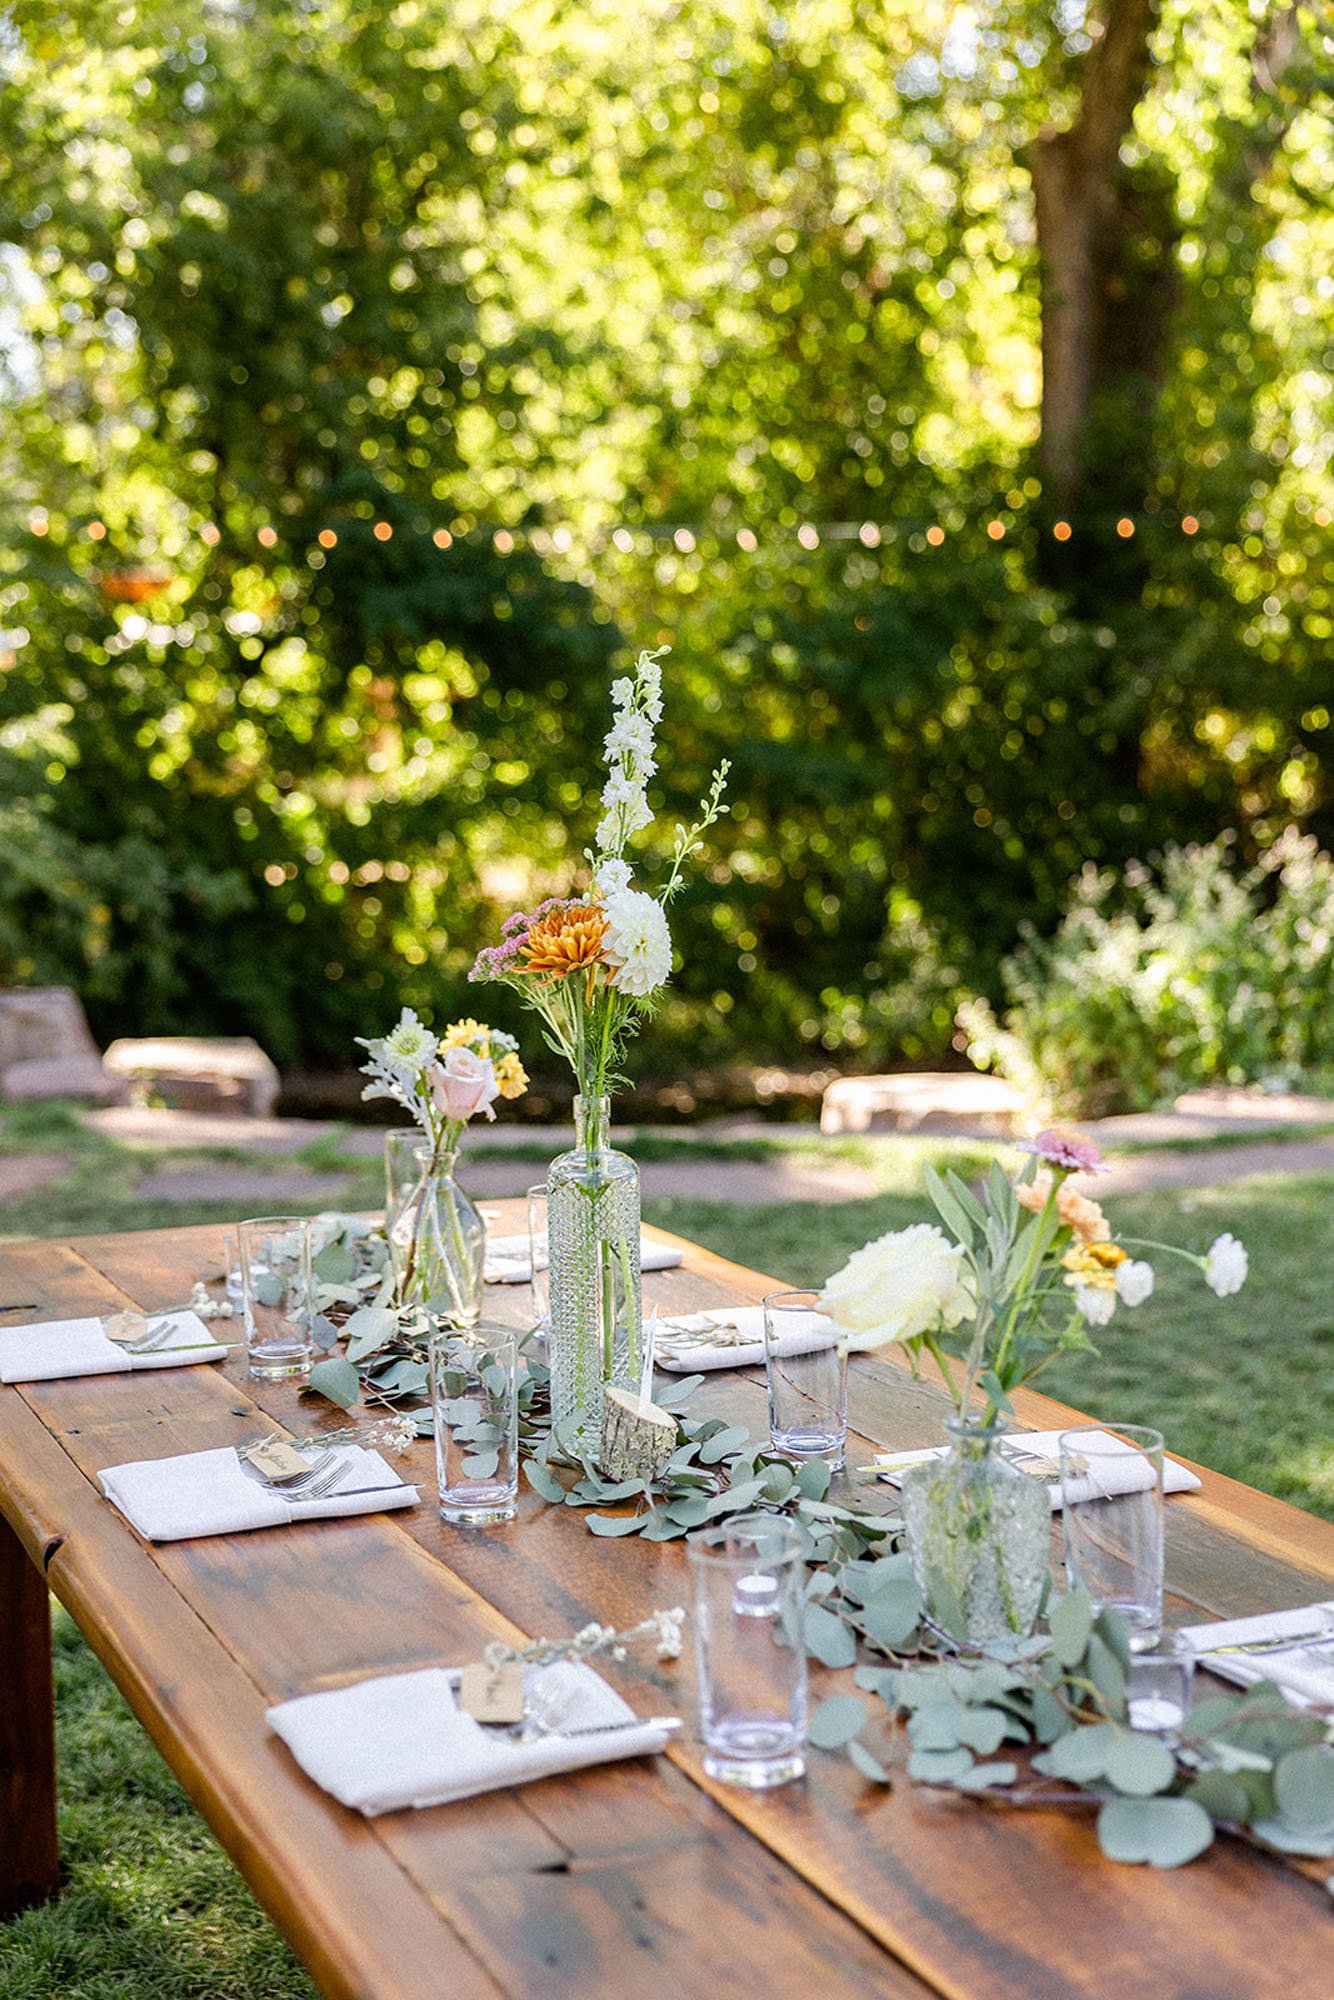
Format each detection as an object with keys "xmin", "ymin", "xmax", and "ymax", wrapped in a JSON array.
[{"xmin": 482, "ymin": 1606, "xmax": 687, "ymax": 1673}]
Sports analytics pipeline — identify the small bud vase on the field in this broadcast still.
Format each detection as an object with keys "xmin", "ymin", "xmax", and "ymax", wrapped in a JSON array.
[
  {"xmin": 388, "ymin": 1143, "xmax": 485, "ymax": 1329},
  {"xmin": 546, "ymin": 1094, "xmax": 642, "ymax": 1451},
  {"xmin": 901, "ymin": 1416, "xmax": 1050, "ymax": 1643}
]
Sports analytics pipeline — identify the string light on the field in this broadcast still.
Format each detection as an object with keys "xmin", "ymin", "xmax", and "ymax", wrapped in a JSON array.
[
  {"xmin": 318, "ymin": 528, "xmax": 338, "ymax": 548},
  {"xmin": 1182, "ymin": 516, "xmax": 1199, "ymax": 535},
  {"xmin": 372, "ymin": 521, "xmax": 393, "ymax": 541},
  {"xmin": 986, "ymin": 520, "xmax": 1005, "ymax": 540},
  {"xmin": 257, "ymin": 525, "xmax": 277, "ymax": 547},
  {"xmin": 1116, "ymin": 517, "xmax": 1135, "ymax": 538},
  {"xmin": 925, "ymin": 525, "xmax": 945, "ymax": 546},
  {"xmin": 88, "ymin": 520, "xmax": 106, "ymax": 541},
  {"xmin": 1053, "ymin": 520, "xmax": 1072, "ymax": 542}
]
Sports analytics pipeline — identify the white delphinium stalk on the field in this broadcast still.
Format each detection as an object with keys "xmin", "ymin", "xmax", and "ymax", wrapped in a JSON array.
[{"xmin": 596, "ymin": 647, "xmax": 667, "ymax": 855}]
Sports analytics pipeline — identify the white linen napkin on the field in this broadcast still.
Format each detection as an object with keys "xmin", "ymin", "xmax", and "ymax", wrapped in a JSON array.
[
  {"xmin": 1181, "ymin": 1602, "xmax": 1334, "ymax": 1710},
  {"xmin": 0, "ymin": 1312, "xmax": 228, "ymax": 1384},
  {"xmin": 99, "ymin": 1445, "xmax": 418, "ymax": 1541},
  {"xmin": 267, "ymin": 1658, "xmax": 675, "ymax": 1815},
  {"xmin": 656, "ymin": 1305, "xmax": 834, "ymax": 1372},
  {"xmin": 874, "ymin": 1427, "xmax": 1202, "ymax": 1513},
  {"xmin": 484, "ymin": 1234, "xmax": 685, "ymax": 1285}
]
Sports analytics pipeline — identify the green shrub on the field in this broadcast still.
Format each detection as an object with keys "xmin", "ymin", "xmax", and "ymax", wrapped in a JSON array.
[{"xmin": 960, "ymin": 830, "xmax": 1334, "ymax": 1116}]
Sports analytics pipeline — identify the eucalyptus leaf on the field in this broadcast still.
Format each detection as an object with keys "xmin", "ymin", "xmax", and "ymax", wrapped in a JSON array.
[
  {"xmin": 654, "ymin": 1374, "xmax": 704, "ymax": 1408},
  {"xmin": 1097, "ymin": 1796, "xmax": 1214, "ymax": 1868},
  {"xmin": 858, "ymin": 1587, "xmax": 922, "ymax": 1652},
  {"xmin": 1249, "ymin": 1818, "xmax": 1334, "ymax": 1857},
  {"xmin": 344, "ymin": 1306, "xmax": 400, "ymax": 1362},
  {"xmin": 955, "ymin": 1707, "xmax": 1009, "ymax": 1757},
  {"xmin": 524, "ymin": 1461, "xmax": 567, "ymax": 1503},
  {"xmin": 809, "ymin": 1695, "xmax": 867, "ymax": 1749},
  {"xmin": 793, "ymin": 1458, "xmax": 832, "ymax": 1501},
  {"xmin": 1086, "ymin": 1631, "xmax": 1128, "ymax": 1715},
  {"xmin": 908, "ymin": 1747, "xmax": 975, "ymax": 1784},
  {"xmin": 1048, "ymin": 1589, "xmax": 1095, "ymax": 1668},
  {"xmin": 804, "ymin": 1603, "xmax": 858, "ymax": 1669},
  {"xmin": 951, "ymin": 1761, "xmax": 1020, "ymax": 1792},
  {"xmin": 1272, "ymin": 1745, "xmax": 1334, "ymax": 1835},
  {"xmin": 310, "ymin": 1313, "xmax": 341, "ymax": 1353},
  {"xmin": 848, "ymin": 1739, "xmax": 891, "ymax": 1785},
  {"xmin": 1030, "ymin": 1687, "xmax": 1070, "ymax": 1746},
  {"xmin": 909, "ymin": 1701, "xmax": 967, "ymax": 1752},
  {"xmin": 587, "ymin": 1510, "xmax": 650, "ymax": 1537},
  {"xmin": 1184, "ymin": 1771, "xmax": 1252, "ymax": 1824},
  {"xmin": 698, "ymin": 1424, "xmax": 751, "ymax": 1465},
  {"xmin": 311, "ymin": 1242, "xmax": 356, "ymax": 1285},
  {"xmin": 1104, "ymin": 1730, "xmax": 1177, "ymax": 1798},
  {"xmin": 460, "ymin": 1450, "xmax": 500, "ymax": 1479},
  {"xmin": 304, "ymin": 1355, "xmax": 361, "ymax": 1410},
  {"xmin": 1033, "ymin": 1723, "xmax": 1115, "ymax": 1783}
]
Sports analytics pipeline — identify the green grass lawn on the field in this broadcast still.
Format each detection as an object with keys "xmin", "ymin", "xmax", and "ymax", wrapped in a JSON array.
[{"xmin": 0, "ymin": 1104, "xmax": 1330, "ymax": 1994}]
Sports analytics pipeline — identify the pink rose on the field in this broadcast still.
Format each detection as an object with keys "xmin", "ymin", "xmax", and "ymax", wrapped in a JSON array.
[{"xmin": 427, "ymin": 1048, "xmax": 498, "ymax": 1123}]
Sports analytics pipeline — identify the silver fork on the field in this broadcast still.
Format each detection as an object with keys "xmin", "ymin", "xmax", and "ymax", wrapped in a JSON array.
[
  {"xmin": 279, "ymin": 1457, "xmax": 356, "ymax": 1503},
  {"xmin": 125, "ymin": 1315, "xmax": 188, "ymax": 1354}
]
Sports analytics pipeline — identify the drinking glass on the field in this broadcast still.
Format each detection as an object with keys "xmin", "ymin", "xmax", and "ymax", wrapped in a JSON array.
[
  {"xmin": 221, "ymin": 1229, "xmax": 243, "ymax": 1302},
  {"xmin": 432, "ymin": 1326, "xmax": 519, "ymax": 1525},
  {"xmin": 526, "ymin": 1185, "xmax": 550, "ymax": 1332},
  {"xmin": 238, "ymin": 1216, "xmax": 314, "ymax": 1381},
  {"xmin": 762, "ymin": 1289, "xmax": 846, "ymax": 1470},
  {"xmin": 1059, "ymin": 1424, "xmax": 1165, "ymax": 1649},
  {"xmin": 688, "ymin": 1514, "xmax": 807, "ymax": 1788},
  {"xmin": 384, "ymin": 1127, "xmax": 431, "ymax": 1232}
]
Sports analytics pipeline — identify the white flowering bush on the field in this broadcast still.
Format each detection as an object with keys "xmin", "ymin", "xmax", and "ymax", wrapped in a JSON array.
[{"xmin": 960, "ymin": 831, "xmax": 1334, "ymax": 1115}]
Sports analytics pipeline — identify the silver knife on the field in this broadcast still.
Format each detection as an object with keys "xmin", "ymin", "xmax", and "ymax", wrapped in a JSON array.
[
  {"xmin": 1207, "ymin": 1627, "xmax": 1334, "ymax": 1657},
  {"xmin": 286, "ymin": 1481, "xmax": 416, "ymax": 1504}
]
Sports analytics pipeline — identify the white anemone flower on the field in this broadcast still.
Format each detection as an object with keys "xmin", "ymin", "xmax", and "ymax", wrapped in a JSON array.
[
  {"xmin": 1074, "ymin": 1284, "xmax": 1118, "ymax": 1327},
  {"xmin": 1115, "ymin": 1259, "xmax": 1155, "ymax": 1307},
  {"xmin": 1204, "ymin": 1233, "xmax": 1248, "ymax": 1297}
]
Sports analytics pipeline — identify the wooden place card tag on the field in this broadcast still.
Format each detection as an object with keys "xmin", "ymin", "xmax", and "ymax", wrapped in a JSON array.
[
  {"xmin": 241, "ymin": 1439, "xmax": 312, "ymax": 1481},
  {"xmin": 104, "ymin": 1310, "xmax": 150, "ymax": 1346},
  {"xmin": 458, "ymin": 1661, "xmax": 526, "ymax": 1725}
]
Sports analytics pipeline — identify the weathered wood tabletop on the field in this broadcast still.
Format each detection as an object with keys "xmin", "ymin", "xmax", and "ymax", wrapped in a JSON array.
[{"xmin": 2, "ymin": 1213, "xmax": 1331, "ymax": 2000}]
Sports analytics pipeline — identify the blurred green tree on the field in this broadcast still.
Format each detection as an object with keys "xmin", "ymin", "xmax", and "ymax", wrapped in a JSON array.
[{"xmin": 0, "ymin": 0, "xmax": 1328, "ymax": 1079}]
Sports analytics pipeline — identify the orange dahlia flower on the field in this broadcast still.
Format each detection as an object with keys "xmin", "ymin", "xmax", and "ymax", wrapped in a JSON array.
[{"xmin": 521, "ymin": 902, "xmax": 608, "ymax": 981}]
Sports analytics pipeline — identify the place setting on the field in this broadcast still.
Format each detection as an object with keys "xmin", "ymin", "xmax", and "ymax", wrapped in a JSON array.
[{"xmin": 97, "ymin": 1417, "xmax": 422, "ymax": 1543}]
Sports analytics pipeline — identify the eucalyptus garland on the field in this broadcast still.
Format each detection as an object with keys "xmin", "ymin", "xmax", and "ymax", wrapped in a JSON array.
[{"xmin": 297, "ymin": 1231, "xmax": 1334, "ymax": 1874}]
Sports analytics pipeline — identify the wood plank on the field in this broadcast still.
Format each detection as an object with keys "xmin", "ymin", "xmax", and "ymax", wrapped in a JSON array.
[{"xmin": 0, "ymin": 1508, "xmax": 59, "ymax": 1914}]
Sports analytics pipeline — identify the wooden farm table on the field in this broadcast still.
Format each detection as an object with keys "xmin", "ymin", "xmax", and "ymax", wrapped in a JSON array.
[{"xmin": 2, "ymin": 1214, "xmax": 1332, "ymax": 2000}]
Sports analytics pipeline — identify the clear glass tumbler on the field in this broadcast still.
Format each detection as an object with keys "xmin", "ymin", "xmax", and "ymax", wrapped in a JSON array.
[
  {"xmin": 762, "ymin": 1289, "xmax": 846, "ymax": 1470},
  {"xmin": 526, "ymin": 1184, "xmax": 550, "ymax": 1333},
  {"xmin": 431, "ymin": 1325, "xmax": 519, "ymax": 1525},
  {"xmin": 238, "ymin": 1216, "xmax": 314, "ymax": 1381},
  {"xmin": 688, "ymin": 1513, "xmax": 808, "ymax": 1789},
  {"xmin": 1126, "ymin": 1637, "xmax": 1194, "ymax": 1734},
  {"xmin": 1059, "ymin": 1424, "xmax": 1166, "ymax": 1650}
]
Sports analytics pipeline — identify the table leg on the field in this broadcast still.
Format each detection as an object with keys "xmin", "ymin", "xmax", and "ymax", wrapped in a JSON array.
[{"xmin": 0, "ymin": 1513, "xmax": 60, "ymax": 1913}]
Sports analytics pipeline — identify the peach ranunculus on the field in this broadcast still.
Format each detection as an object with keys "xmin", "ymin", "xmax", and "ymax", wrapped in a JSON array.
[
  {"xmin": 427, "ymin": 1046, "xmax": 499, "ymax": 1123},
  {"xmin": 1016, "ymin": 1172, "xmax": 1109, "ymax": 1243}
]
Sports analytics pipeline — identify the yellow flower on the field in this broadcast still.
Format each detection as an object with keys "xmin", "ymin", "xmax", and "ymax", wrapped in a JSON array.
[
  {"xmin": 494, "ymin": 1052, "xmax": 528, "ymax": 1099},
  {"xmin": 441, "ymin": 1017, "xmax": 490, "ymax": 1055},
  {"xmin": 1062, "ymin": 1241, "xmax": 1128, "ymax": 1291}
]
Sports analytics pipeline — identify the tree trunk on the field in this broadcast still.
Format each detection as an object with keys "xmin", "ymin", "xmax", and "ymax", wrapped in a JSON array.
[{"xmin": 1030, "ymin": 0, "xmax": 1162, "ymax": 515}]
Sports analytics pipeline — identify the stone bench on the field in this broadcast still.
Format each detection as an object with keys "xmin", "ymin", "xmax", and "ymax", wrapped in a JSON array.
[
  {"xmin": 820, "ymin": 1070, "xmax": 1027, "ymax": 1137},
  {"xmin": 101, "ymin": 1037, "xmax": 280, "ymax": 1118},
  {"xmin": 0, "ymin": 987, "xmax": 123, "ymax": 1105}
]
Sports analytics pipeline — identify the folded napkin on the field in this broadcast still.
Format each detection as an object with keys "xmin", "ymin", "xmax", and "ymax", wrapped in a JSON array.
[
  {"xmin": 657, "ymin": 1305, "xmax": 834, "ymax": 1373},
  {"xmin": 1181, "ymin": 1602, "xmax": 1334, "ymax": 1711},
  {"xmin": 99, "ymin": 1445, "xmax": 418, "ymax": 1542},
  {"xmin": 267, "ymin": 1657, "xmax": 675, "ymax": 1815},
  {"xmin": 875, "ymin": 1428, "xmax": 1202, "ymax": 1513},
  {"xmin": 484, "ymin": 1234, "xmax": 685, "ymax": 1285},
  {"xmin": 0, "ymin": 1311, "xmax": 227, "ymax": 1385}
]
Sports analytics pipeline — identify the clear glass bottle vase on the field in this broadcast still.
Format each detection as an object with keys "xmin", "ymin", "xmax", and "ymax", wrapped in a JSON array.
[
  {"xmin": 388, "ymin": 1143, "xmax": 485, "ymax": 1329},
  {"xmin": 901, "ymin": 1415, "xmax": 1050, "ymax": 1643},
  {"xmin": 546, "ymin": 1094, "xmax": 642, "ymax": 1451}
]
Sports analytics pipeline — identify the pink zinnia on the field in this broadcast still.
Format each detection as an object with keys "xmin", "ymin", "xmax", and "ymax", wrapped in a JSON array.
[{"xmin": 1017, "ymin": 1128, "xmax": 1108, "ymax": 1175}]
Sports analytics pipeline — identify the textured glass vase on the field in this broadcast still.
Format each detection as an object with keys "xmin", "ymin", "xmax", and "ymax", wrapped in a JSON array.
[
  {"xmin": 901, "ymin": 1416, "xmax": 1050, "ymax": 1643},
  {"xmin": 388, "ymin": 1144, "xmax": 485, "ymax": 1329},
  {"xmin": 546, "ymin": 1094, "xmax": 642, "ymax": 1451}
]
